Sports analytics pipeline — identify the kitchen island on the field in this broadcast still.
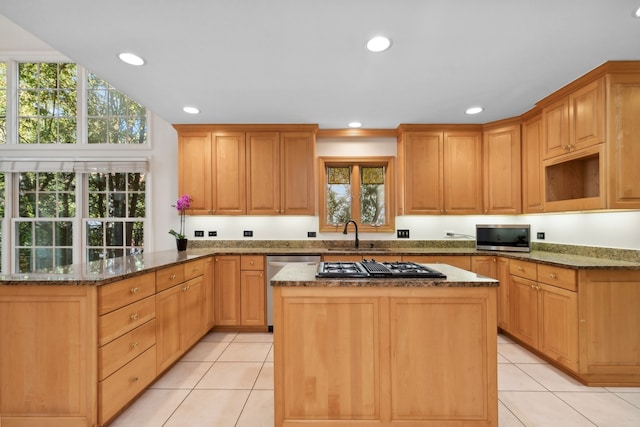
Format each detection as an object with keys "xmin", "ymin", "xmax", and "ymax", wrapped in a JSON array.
[{"xmin": 271, "ymin": 263, "xmax": 499, "ymax": 427}]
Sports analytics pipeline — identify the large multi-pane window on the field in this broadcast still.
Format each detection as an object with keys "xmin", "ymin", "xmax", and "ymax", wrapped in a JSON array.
[
  {"xmin": 86, "ymin": 172, "xmax": 146, "ymax": 262},
  {"xmin": 18, "ymin": 63, "xmax": 77, "ymax": 144},
  {"xmin": 0, "ymin": 60, "xmax": 150, "ymax": 274},
  {"xmin": 15, "ymin": 172, "xmax": 75, "ymax": 273},
  {"xmin": 87, "ymin": 73, "xmax": 147, "ymax": 144},
  {"xmin": 319, "ymin": 157, "xmax": 395, "ymax": 232}
]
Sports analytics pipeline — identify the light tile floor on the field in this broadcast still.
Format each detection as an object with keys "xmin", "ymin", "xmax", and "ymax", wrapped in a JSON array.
[{"xmin": 110, "ymin": 333, "xmax": 640, "ymax": 427}]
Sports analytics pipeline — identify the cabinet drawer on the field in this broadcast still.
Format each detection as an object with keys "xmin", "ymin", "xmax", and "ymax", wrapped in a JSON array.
[
  {"xmin": 537, "ymin": 264, "xmax": 577, "ymax": 291},
  {"xmin": 509, "ymin": 259, "xmax": 538, "ymax": 280},
  {"xmin": 99, "ymin": 296, "xmax": 156, "ymax": 346},
  {"xmin": 241, "ymin": 255, "xmax": 264, "ymax": 271},
  {"xmin": 98, "ymin": 272, "xmax": 155, "ymax": 315},
  {"xmin": 184, "ymin": 259, "xmax": 205, "ymax": 280},
  {"xmin": 156, "ymin": 265, "xmax": 185, "ymax": 292},
  {"xmin": 99, "ymin": 346, "xmax": 156, "ymax": 425},
  {"xmin": 99, "ymin": 319, "xmax": 156, "ymax": 381}
]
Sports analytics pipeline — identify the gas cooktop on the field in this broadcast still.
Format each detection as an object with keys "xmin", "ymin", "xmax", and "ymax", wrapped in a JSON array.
[{"xmin": 316, "ymin": 260, "xmax": 446, "ymax": 279}]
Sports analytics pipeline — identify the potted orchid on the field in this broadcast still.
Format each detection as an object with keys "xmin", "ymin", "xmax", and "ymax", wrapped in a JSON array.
[{"xmin": 169, "ymin": 194, "xmax": 191, "ymax": 251}]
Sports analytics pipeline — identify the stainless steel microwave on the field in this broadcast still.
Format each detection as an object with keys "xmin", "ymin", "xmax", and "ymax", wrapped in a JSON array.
[{"xmin": 476, "ymin": 224, "xmax": 531, "ymax": 252}]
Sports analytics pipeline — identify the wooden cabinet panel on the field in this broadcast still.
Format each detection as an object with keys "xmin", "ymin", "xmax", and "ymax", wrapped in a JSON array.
[
  {"xmin": 202, "ymin": 256, "xmax": 215, "ymax": 333},
  {"xmin": 212, "ymin": 132, "xmax": 246, "ymax": 214},
  {"xmin": 98, "ymin": 272, "xmax": 155, "ymax": 315},
  {"xmin": 181, "ymin": 276, "xmax": 205, "ymax": 349},
  {"xmin": 241, "ymin": 254, "xmax": 264, "ymax": 271},
  {"xmin": 443, "ymin": 131, "xmax": 483, "ymax": 214},
  {"xmin": 214, "ymin": 255, "xmax": 242, "ymax": 325},
  {"xmin": 98, "ymin": 295, "xmax": 155, "ymax": 346},
  {"xmin": 607, "ymin": 73, "xmax": 640, "ymax": 209},
  {"xmin": 537, "ymin": 264, "xmax": 577, "ymax": 291},
  {"xmin": 155, "ymin": 285, "xmax": 182, "ymax": 372},
  {"xmin": 0, "ymin": 286, "xmax": 97, "ymax": 427},
  {"xmin": 483, "ymin": 123, "xmax": 522, "ymax": 214},
  {"xmin": 280, "ymin": 132, "xmax": 316, "ymax": 215},
  {"xmin": 522, "ymin": 114, "xmax": 545, "ymax": 213},
  {"xmin": 247, "ymin": 132, "xmax": 281, "ymax": 214},
  {"xmin": 509, "ymin": 275, "xmax": 539, "ymax": 348},
  {"xmin": 400, "ymin": 131, "xmax": 444, "ymax": 214},
  {"xmin": 178, "ymin": 132, "xmax": 212, "ymax": 215},
  {"xmin": 99, "ymin": 319, "xmax": 156, "ymax": 380},
  {"xmin": 99, "ymin": 346, "xmax": 156, "ymax": 425},
  {"xmin": 509, "ymin": 259, "xmax": 538, "ymax": 281},
  {"xmin": 539, "ymin": 283, "xmax": 578, "ymax": 370},
  {"xmin": 543, "ymin": 98, "xmax": 570, "ymax": 159},
  {"xmin": 184, "ymin": 259, "xmax": 205, "ymax": 281},
  {"xmin": 156, "ymin": 264, "xmax": 185, "ymax": 292},
  {"xmin": 471, "ymin": 256, "xmax": 510, "ymax": 331},
  {"xmin": 569, "ymin": 78, "xmax": 605, "ymax": 151},
  {"xmin": 241, "ymin": 270, "xmax": 266, "ymax": 325}
]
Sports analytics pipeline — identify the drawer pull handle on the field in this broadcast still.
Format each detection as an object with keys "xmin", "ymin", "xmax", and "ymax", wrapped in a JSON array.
[
  {"xmin": 130, "ymin": 313, "xmax": 139, "ymax": 321},
  {"xmin": 170, "ymin": 274, "xmax": 176, "ymax": 280},
  {"xmin": 130, "ymin": 287, "xmax": 138, "ymax": 294},
  {"xmin": 518, "ymin": 266, "xmax": 524, "ymax": 271},
  {"xmin": 130, "ymin": 341, "xmax": 139, "ymax": 349},
  {"xmin": 131, "ymin": 376, "xmax": 139, "ymax": 382},
  {"xmin": 250, "ymin": 260, "xmax": 254, "ymax": 265},
  {"xmin": 549, "ymin": 273, "xmax": 557, "ymax": 279}
]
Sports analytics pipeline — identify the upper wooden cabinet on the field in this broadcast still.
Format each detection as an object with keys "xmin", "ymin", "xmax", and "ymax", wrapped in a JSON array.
[
  {"xmin": 482, "ymin": 121, "xmax": 522, "ymax": 214},
  {"xmin": 176, "ymin": 125, "xmax": 317, "ymax": 216},
  {"xmin": 542, "ymin": 78, "xmax": 605, "ymax": 159},
  {"xmin": 522, "ymin": 114, "xmax": 544, "ymax": 213},
  {"xmin": 398, "ymin": 126, "xmax": 482, "ymax": 215}
]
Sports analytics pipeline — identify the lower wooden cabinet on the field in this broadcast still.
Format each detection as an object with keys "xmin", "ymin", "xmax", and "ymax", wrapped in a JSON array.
[
  {"xmin": 274, "ymin": 285, "xmax": 498, "ymax": 426},
  {"xmin": 471, "ymin": 256, "xmax": 510, "ymax": 330},
  {"xmin": 403, "ymin": 254, "xmax": 471, "ymax": 270},
  {"xmin": 215, "ymin": 255, "xmax": 266, "ymax": 328}
]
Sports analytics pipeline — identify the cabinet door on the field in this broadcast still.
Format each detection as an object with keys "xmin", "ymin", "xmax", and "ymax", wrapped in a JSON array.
[
  {"xmin": 539, "ymin": 283, "xmax": 578, "ymax": 370},
  {"xmin": 240, "ymin": 270, "xmax": 266, "ymax": 326},
  {"xmin": 212, "ymin": 132, "xmax": 246, "ymax": 214},
  {"xmin": 181, "ymin": 276, "xmax": 204, "ymax": 350},
  {"xmin": 178, "ymin": 132, "xmax": 212, "ymax": 214},
  {"xmin": 483, "ymin": 123, "xmax": 522, "ymax": 214},
  {"xmin": 214, "ymin": 256, "xmax": 241, "ymax": 325},
  {"xmin": 509, "ymin": 275, "xmax": 539, "ymax": 348},
  {"xmin": 281, "ymin": 132, "xmax": 316, "ymax": 215},
  {"xmin": 607, "ymin": 73, "xmax": 640, "ymax": 209},
  {"xmin": 247, "ymin": 132, "xmax": 281, "ymax": 215},
  {"xmin": 401, "ymin": 131, "xmax": 444, "ymax": 214},
  {"xmin": 495, "ymin": 258, "xmax": 511, "ymax": 331},
  {"xmin": 443, "ymin": 131, "xmax": 483, "ymax": 214},
  {"xmin": 522, "ymin": 115, "xmax": 544, "ymax": 213},
  {"xmin": 570, "ymin": 78, "xmax": 605, "ymax": 151},
  {"xmin": 471, "ymin": 256, "xmax": 497, "ymax": 278},
  {"xmin": 156, "ymin": 285, "xmax": 182, "ymax": 373},
  {"xmin": 542, "ymin": 98, "xmax": 569, "ymax": 159}
]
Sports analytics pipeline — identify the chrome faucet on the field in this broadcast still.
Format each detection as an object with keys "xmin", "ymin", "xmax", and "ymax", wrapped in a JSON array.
[{"xmin": 343, "ymin": 219, "xmax": 359, "ymax": 248}]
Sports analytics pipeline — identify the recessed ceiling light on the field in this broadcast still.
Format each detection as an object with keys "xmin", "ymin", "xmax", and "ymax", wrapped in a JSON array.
[
  {"xmin": 348, "ymin": 122, "xmax": 362, "ymax": 128},
  {"xmin": 465, "ymin": 106, "xmax": 484, "ymax": 115},
  {"xmin": 633, "ymin": 6, "xmax": 640, "ymax": 18},
  {"xmin": 366, "ymin": 36, "xmax": 391, "ymax": 53},
  {"xmin": 118, "ymin": 52, "xmax": 145, "ymax": 66},
  {"xmin": 183, "ymin": 106, "xmax": 200, "ymax": 114}
]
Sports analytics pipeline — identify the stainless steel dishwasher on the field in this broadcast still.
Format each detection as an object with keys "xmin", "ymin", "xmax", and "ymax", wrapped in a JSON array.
[{"xmin": 266, "ymin": 255, "xmax": 321, "ymax": 331}]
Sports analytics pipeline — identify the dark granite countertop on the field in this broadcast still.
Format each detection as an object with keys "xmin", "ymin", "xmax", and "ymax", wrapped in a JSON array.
[
  {"xmin": 270, "ymin": 263, "xmax": 499, "ymax": 288},
  {"xmin": 1, "ymin": 243, "xmax": 639, "ymax": 286}
]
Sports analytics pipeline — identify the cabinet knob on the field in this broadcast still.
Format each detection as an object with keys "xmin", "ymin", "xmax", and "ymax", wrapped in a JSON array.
[
  {"xmin": 130, "ymin": 376, "xmax": 139, "ymax": 383},
  {"xmin": 549, "ymin": 273, "xmax": 557, "ymax": 279},
  {"xmin": 250, "ymin": 260, "xmax": 254, "ymax": 265},
  {"xmin": 170, "ymin": 274, "xmax": 176, "ymax": 280},
  {"xmin": 518, "ymin": 266, "xmax": 524, "ymax": 271},
  {"xmin": 260, "ymin": 273, "xmax": 264, "ymax": 278},
  {"xmin": 130, "ymin": 341, "xmax": 139, "ymax": 349},
  {"xmin": 130, "ymin": 312, "xmax": 139, "ymax": 321},
  {"xmin": 130, "ymin": 287, "xmax": 138, "ymax": 294}
]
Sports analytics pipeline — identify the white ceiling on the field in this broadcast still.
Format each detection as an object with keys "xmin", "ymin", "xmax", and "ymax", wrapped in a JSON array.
[{"xmin": 1, "ymin": 0, "xmax": 639, "ymax": 129}]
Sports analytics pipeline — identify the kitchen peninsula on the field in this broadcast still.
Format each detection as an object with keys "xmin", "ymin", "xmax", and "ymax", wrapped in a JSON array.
[{"xmin": 271, "ymin": 262, "xmax": 499, "ymax": 427}]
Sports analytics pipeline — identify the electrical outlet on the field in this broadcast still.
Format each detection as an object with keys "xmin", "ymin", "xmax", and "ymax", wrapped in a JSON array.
[
  {"xmin": 208, "ymin": 231, "xmax": 217, "ymax": 237},
  {"xmin": 397, "ymin": 229, "xmax": 410, "ymax": 239},
  {"xmin": 307, "ymin": 231, "xmax": 316, "ymax": 238},
  {"xmin": 194, "ymin": 230, "xmax": 204, "ymax": 237},
  {"xmin": 537, "ymin": 232, "xmax": 545, "ymax": 240},
  {"xmin": 243, "ymin": 230, "xmax": 253, "ymax": 237}
]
